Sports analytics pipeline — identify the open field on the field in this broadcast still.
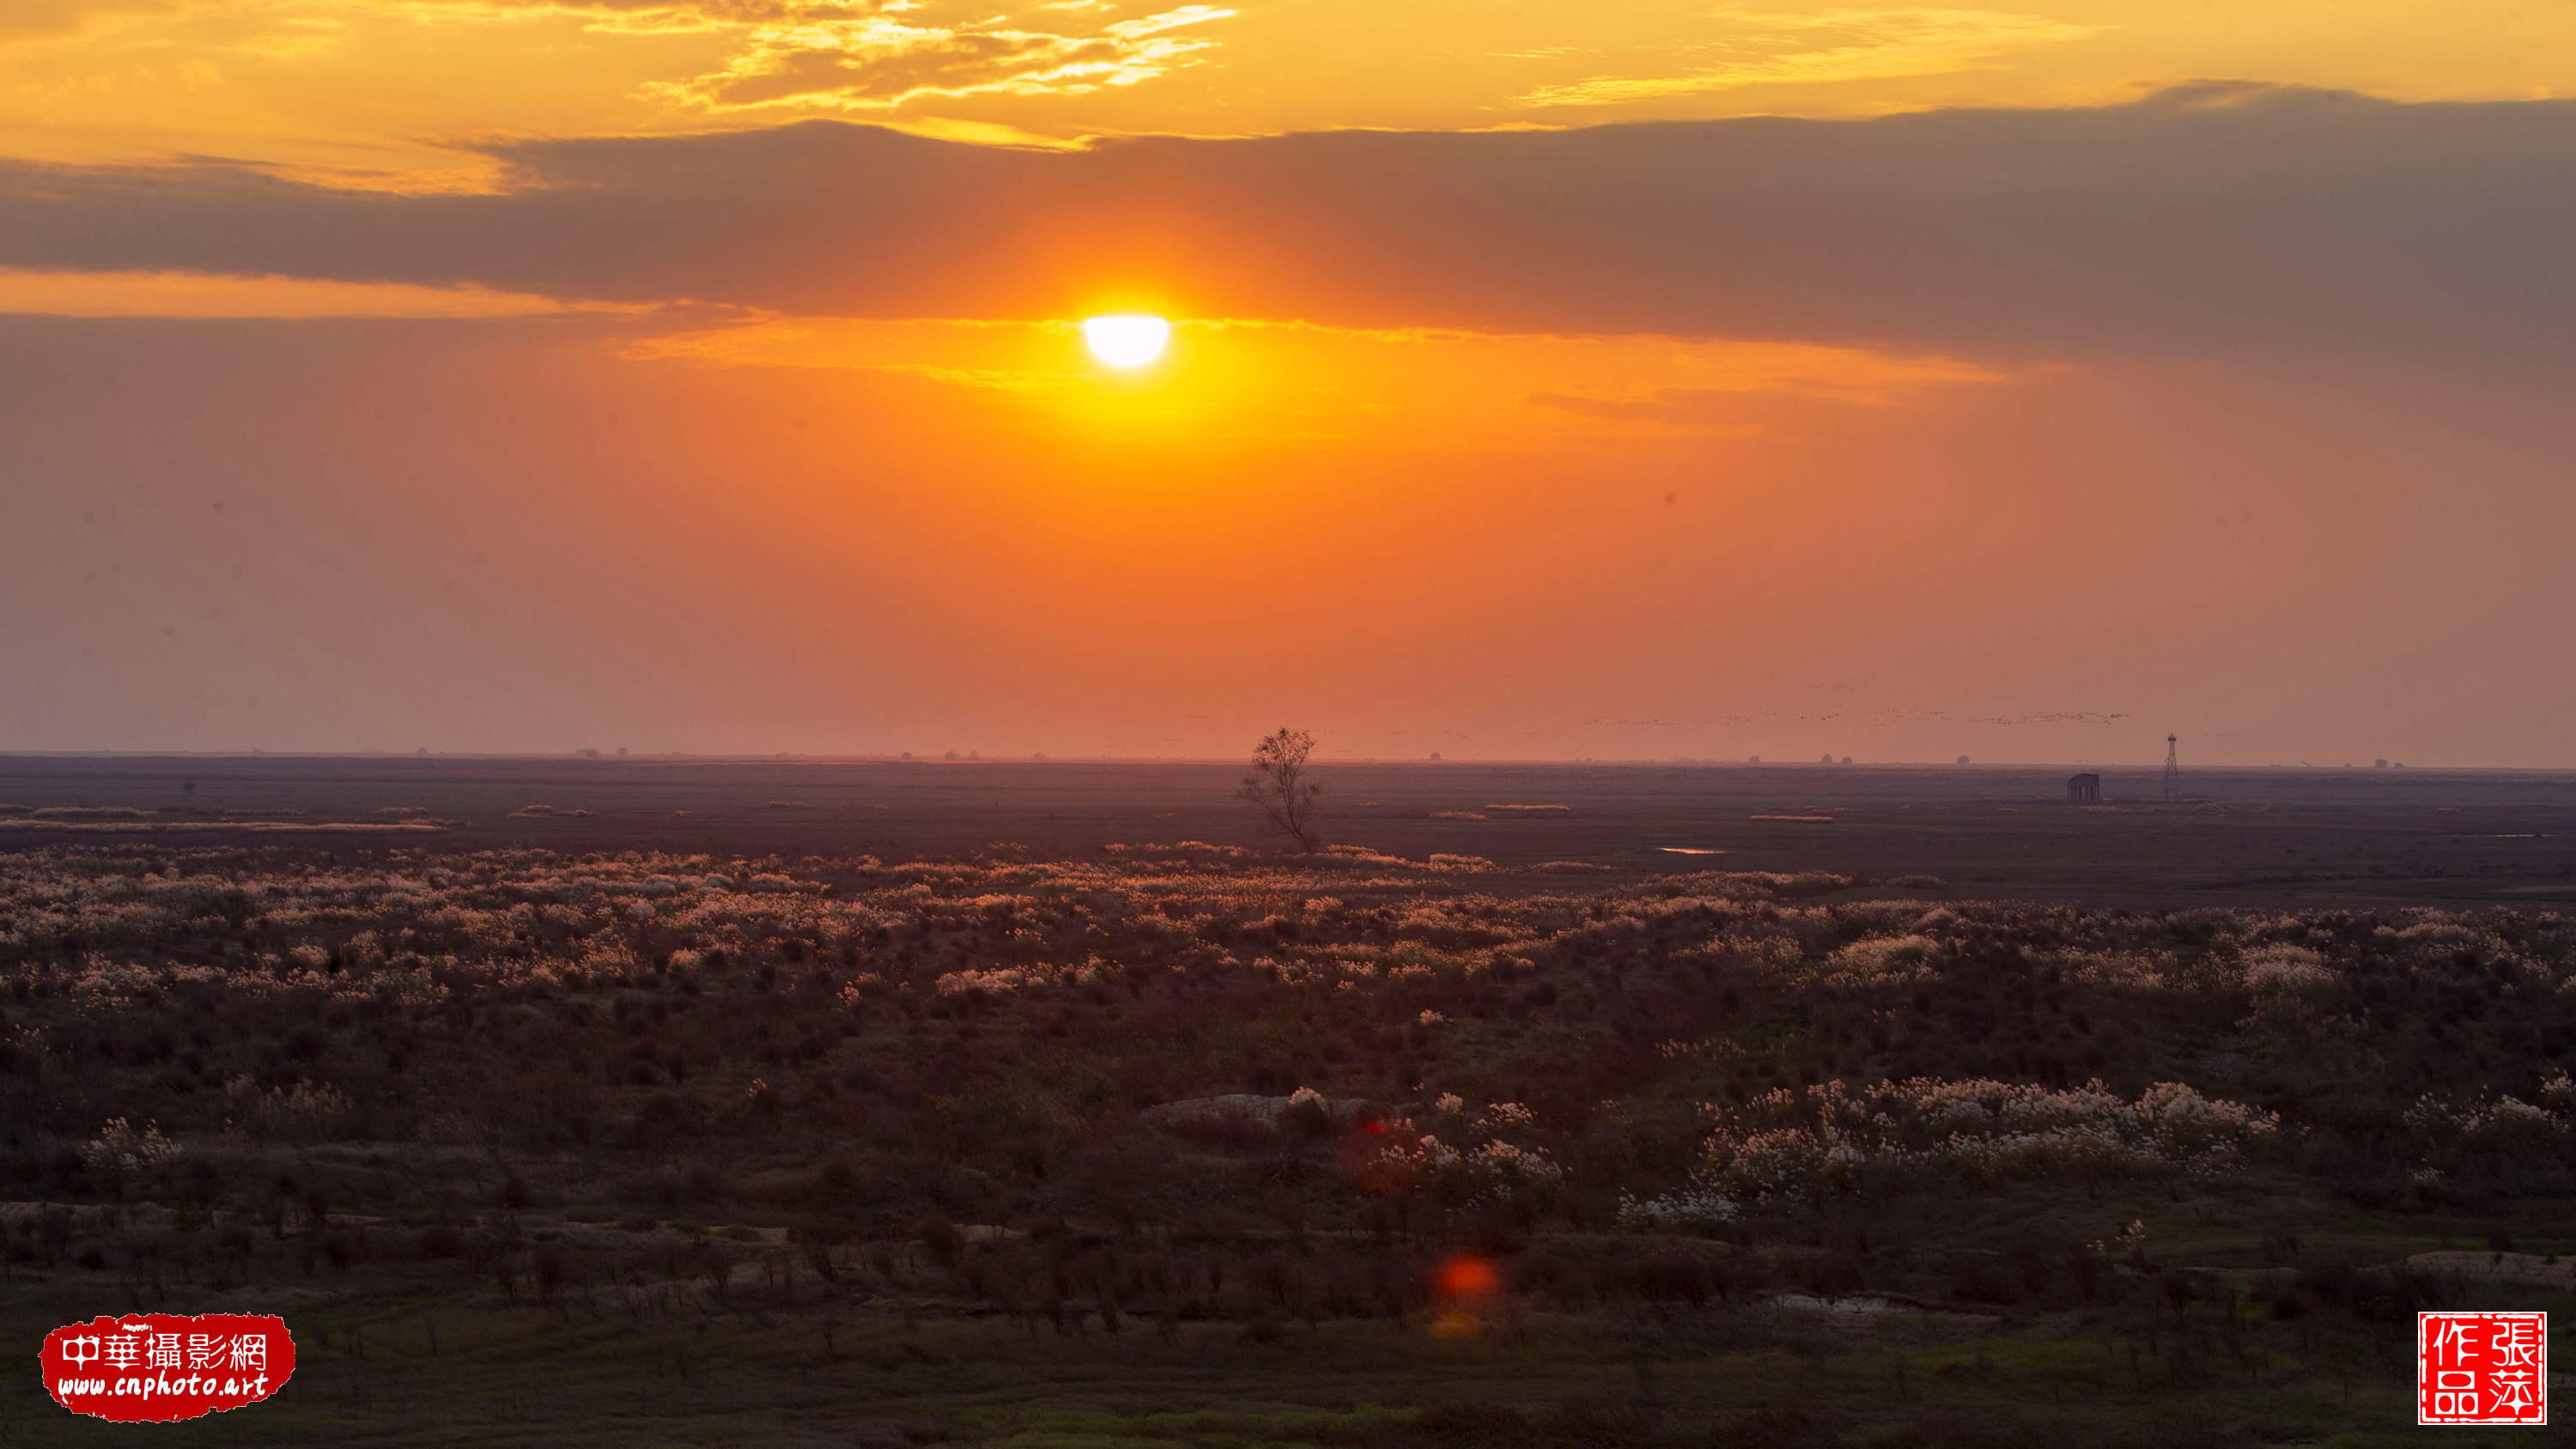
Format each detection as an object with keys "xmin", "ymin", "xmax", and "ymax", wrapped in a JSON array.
[
  {"xmin": 3, "ymin": 758, "xmax": 2573, "ymax": 1445},
  {"xmin": 4, "ymin": 755, "xmax": 2574, "ymax": 910}
]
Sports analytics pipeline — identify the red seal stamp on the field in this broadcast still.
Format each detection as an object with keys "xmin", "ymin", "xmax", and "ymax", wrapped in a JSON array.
[
  {"xmin": 39, "ymin": 1313, "xmax": 297, "ymax": 1423},
  {"xmin": 2419, "ymin": 1311, "xmax": 2548, "ymax": 1425}
]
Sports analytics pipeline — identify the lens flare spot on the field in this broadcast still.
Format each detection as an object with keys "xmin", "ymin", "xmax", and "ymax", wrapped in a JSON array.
[
  {"xmin": 1083, "ymin": 314, "xmax": 1170, "ymax": 367},
  {"xmin": 1435, "ymin": 1253, "xmax": 1499, "ymax": 1301}
]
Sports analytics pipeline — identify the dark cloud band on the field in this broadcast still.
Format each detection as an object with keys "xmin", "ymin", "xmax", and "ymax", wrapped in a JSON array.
[{"xmin": 3, "ymin": 82, "xmax": 2569, "ymax": 364}]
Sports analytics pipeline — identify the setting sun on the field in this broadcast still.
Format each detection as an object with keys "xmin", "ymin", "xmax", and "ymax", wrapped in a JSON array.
[{"xmin": 1083, "ymin": 314, "xmax": 1171, "ymax": 367}]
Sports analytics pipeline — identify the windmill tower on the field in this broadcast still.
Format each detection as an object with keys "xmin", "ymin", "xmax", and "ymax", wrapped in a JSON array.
[{"xmin": 2163, "ymin": 734, "xmax": 2180, "ymax": 803}]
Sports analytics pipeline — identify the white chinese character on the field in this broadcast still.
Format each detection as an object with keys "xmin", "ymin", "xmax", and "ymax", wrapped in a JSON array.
[
  {"xmin": 228, "ymin": 1334, "xmax": 266, "ymax": 1372},
  {"xmin": 2428, "ymin": 1318, "xmax": 2476, "ymax": 1365},
  {"xmin": 59, "ymin": 1335, "xmax": 100, "ymax": 1369},
  {"xmin": 2494, "ymin": 1317, "xmax": 2543, "ymax": 1369},
  {"xmin": 2492, "ymin": 1368, "xmax": 2540, "ymax": 1416},
  {"xmin": 100, "ymin": 1334, "xmax": 141, "ymax": 1369},
  {"xmin": 149, "ymin": 1333, "xmax": 183, "ymax": 1370},
  {"xmin": 186, "ymin": 1334, "xmax": 224, "ymax": 1371}
]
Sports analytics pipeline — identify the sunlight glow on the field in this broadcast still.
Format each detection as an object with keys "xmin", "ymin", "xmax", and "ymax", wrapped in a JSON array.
[{"xmin": 1084, "ymin": 315, "xmax": 1171, "ymax": 367}]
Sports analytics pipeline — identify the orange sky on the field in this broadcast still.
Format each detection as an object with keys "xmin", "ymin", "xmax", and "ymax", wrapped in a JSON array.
[
  {"xmin": 3, "ymin": 4, "xmax": 2573, "ymax": 765},
  {"xmin": 6, "ymin": 1, "xmax": 2573, "ymax": 184}
]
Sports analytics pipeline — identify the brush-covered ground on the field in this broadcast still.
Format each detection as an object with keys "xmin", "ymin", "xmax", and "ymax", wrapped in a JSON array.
[{"xmin": 2, "ymin": 841, "xmax": 2573, "ymax": 1446}]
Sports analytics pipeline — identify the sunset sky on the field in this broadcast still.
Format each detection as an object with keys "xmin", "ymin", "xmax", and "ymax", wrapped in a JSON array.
[{"xmin": 3, "ymin": 2, "xmax": 2572, "ymax": 765}]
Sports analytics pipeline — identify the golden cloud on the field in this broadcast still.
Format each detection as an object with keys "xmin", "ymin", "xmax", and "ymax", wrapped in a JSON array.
[
  {"xmin": 635, "ymin": 2, "xmax": 1234, "ymax": 112},
  {"xmin": 4, "ymin": 0, "xmax": 1231, "ymax": 115},
  {"xmin": 0, "ymin": 265, "xmax": 646, "ymax": 318},
  {"xmin": 1518, "ymin": 7, "xmax": 2099, "ymax": 107}
]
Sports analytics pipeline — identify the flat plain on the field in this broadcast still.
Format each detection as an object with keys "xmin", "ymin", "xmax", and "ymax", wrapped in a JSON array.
[
  {"xmin": 5, "ymin": 754, "xmax": 2573, "ymax": 908},
  {"xmin": 2, "ymin": 755, "xmax": 2572, "ymax": 1447}
]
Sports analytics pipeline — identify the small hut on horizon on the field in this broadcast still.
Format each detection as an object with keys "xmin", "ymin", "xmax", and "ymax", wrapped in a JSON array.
[{"xmin": 2066, "ymin": 773, "xmax": 2102, "ymax": 804}]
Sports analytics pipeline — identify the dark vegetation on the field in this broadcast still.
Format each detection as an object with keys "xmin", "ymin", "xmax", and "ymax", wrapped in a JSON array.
[{"xmin": 2, "ymin": 827, "xmax": 2573, "ymax": 1445}]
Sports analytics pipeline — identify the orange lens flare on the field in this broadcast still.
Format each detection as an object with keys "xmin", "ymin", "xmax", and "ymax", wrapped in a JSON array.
[
  {"xmin": 1430, "ymin": 1253, "xmax": 1499, "ymax": 1338},
  {"xmin": 1434, "ymin": 1252, "xmax": 1498, "ymax": 1301}
]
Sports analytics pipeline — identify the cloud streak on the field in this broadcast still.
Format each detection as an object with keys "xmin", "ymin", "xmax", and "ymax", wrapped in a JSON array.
[
  {"xmin": 1518, "ymin": 8, "xmax": 2099, "ymax": 108},
  {"xmin": 0, "ymin": 265, "xmax": 641, "ymax": 317}
]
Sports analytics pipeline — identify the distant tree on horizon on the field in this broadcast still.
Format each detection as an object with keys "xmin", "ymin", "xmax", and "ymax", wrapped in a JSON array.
[{"xmin": 1240, "ymin": 727, "xmax": 1324, "ymax": 852}]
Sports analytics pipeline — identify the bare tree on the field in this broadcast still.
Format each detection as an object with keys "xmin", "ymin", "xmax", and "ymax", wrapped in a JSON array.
[{"xmin": 1239, "ymin": 728, "xmax": 1324, "ymax": 852}]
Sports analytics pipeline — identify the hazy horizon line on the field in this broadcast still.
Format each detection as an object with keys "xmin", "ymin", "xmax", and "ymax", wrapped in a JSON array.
[{"xmin": 2, "ymin": 750, "xmax": 2565, "ymax": 774}]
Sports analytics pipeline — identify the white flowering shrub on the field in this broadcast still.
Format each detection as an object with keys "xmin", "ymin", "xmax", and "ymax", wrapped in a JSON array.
[
  {"xmin": 2404, "ymin": 1088, "xmax": 2571, "ymax": 1156},
  {"xmin": 3, "ymin": 840, "xmax": 2569, "ymax": 1228},
  {"xmin": 80, "ymin": 1118, "xmax": 179, "ymax": 1177},
  {"xmin": 2241, "ymin": 944, "xmax": 2335, "ymax": 992},
  {"xmin": 1622, "ymin": 1076, "xmax": 2276, "ymax": 1223},
  {"xmin": 1617, "ymin": 1182, "xmax": 1740, "ymax": 1231},
  {"xmin": 1419, "ymin": 1134, "xmax": 1565, "ymax": 1203},
  {"xmin": 1817, "ymin": 934, "xmax": 1938, "ymax": 986}
]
